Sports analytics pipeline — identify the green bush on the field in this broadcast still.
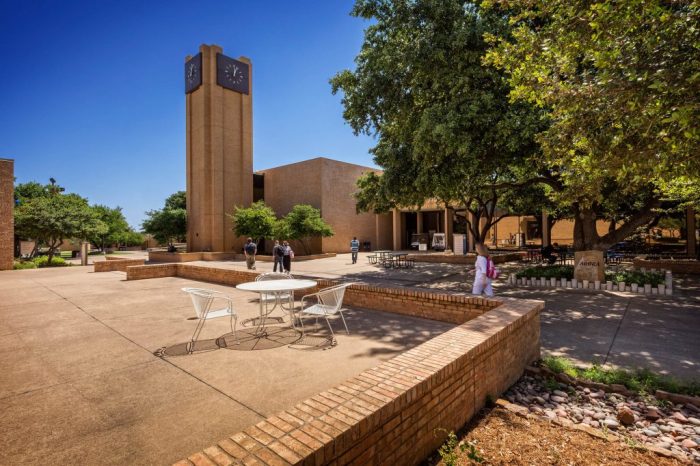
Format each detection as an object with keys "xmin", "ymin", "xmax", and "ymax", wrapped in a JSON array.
[
  {"xmin": 13, "ymin": 261, "xmax": 38, "ymax": 270},
  {"xmin": 516, "ymin": 266, "xmax": 664, "ymax": 286},
  {"xmin": 515, "ymin": 265, "xmax": 574, "ymax": 280},
  {"xmin": 32, "ymin": 256, "xmax": 69, "ymax": 268},
  {"xmin": 604, "ymin": 270, "xmax": 664, "ymax": 286}
]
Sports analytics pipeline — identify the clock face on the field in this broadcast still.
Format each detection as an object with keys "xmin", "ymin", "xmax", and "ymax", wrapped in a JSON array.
[
  {"xmin": 216, "ymin": 53, "xmax": 249, "ymax": 94},
  {"xmin": 184, "ymin": 53, "xmax": 202, "ymax": 94}
]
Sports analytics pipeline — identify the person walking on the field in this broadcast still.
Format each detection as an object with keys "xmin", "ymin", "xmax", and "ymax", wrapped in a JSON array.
[
  {"xmin": 350, "ymin": 236, "xmax": 360, "ymax": 264},
  {"xmin": 472, "ymin": 243, "xmax": 495, "ymax": 297},
  {"xmin": 282, "ymin": 241, "xmax": 294, "ymax": 272},
  {"xmin": 272, "ymin": 240, "xmax": 285, "ymax": 272},
  {"xmin": 244, "ymin": 237, "xmax": 257, "ymax": 270}
]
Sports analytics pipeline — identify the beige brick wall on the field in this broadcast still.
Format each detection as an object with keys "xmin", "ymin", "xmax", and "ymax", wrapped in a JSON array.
[
  {"xmin": 0, "ymin": 159, "xmax": 14, "ymax": 270},
  {"xmin": 94, "ymin": 258, "xmax": 146, "ymax": 272},
  {"xmin": 260, "ymin": 158, "xmax": 379, "ymax": 254}
]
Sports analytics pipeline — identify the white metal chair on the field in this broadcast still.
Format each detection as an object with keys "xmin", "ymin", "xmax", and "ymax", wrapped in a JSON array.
[
  {"xmin": 298, "ymin": 284, "xmax": 351, "ymax": 344},
  {"xmin": 182, "ymin": 287, "xmax": 238, "ymax": 353}
]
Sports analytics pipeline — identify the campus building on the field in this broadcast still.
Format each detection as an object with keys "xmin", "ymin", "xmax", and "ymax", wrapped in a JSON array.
[{"xmin": 184, "ymin": 45, "xmax": 698, "ymax": 255}]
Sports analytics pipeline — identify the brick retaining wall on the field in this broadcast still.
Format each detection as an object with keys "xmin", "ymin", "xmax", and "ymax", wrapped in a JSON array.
[
  {"xmin": 125, "ymin": 263, "xmax": 541, "ymax": 465},
  {"xmin": 633, "ymin": 257, "xmax": 700, "ymax": 274},
  {"xmin": 175, "ymin": 299, "xmax": 541, "ymax": 466},
  {"xmin": 94, "ymin": 258, "xmax": 146, "ymax": 272}
]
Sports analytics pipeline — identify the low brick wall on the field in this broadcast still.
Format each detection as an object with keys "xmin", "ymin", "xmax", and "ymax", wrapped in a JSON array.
[
  {"xmin": 408, "ymin": 252, "xmax": 521, "ymax": 265},
  {"xmin": 633, "ymin": 257, "xmax": 700, "ymax": 274},
  {"xmin": 148, "ymin": 252, "xmax": 206, "ymax": 263},
  {"xmin": 176, "ymin": 299, "xmax": 541, "ymax": 466},
  {"xmin": 94, "ymin": 258, "xmax": 146, "ymax": 272},
  {"xmin": 126, "ymin": 264, "xmax": 498, "ymax": 325},
  {"xmin": 125, "ymin": 263, "xmax": 542, "ymax": 465}
]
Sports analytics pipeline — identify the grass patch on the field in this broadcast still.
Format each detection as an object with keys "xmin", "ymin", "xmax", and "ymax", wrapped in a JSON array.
[{"xmin": 541, "ymin": 356, "xmax": 700, "ymax": 396}]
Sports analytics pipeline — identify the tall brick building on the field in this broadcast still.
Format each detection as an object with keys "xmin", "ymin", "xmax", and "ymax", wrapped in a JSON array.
[{"xmin": 0, "ymin": 159, "xmax": 14, "ymax": 270}]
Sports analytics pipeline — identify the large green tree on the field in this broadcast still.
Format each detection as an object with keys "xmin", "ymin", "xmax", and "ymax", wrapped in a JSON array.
[
  {"xmin": 228, "ymin": 201, "xmax": 278, "ymax": 246},
  {"xmin": 14, "ymin": 193, "xmax": 105, "ymax": 264},
  {"xmin": 331, "ymin": 0, "xmax": 547, "ymax": 245},
  {"xmin": 278, "ymin": 205, "xmax": 334, "ymax": 255},
  {"xmin": 484, "ymin": 0, "xmax": 699, "ymax": 249},
  {"xmin": 142, "ymin": 191, "xmax": 187, "ymax": 246}
]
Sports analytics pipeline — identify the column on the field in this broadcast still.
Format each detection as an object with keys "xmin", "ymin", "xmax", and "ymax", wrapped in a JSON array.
[
  {"xmin": 416, "ymin": 211, "xmax": 423, "ymax": 234},
  {"xmin": 542, "ymin": 211, "xmax": 550, "ymax": 246},
  {"xmin": 392, "ymin": 208, "xmax": 402, "ymax": 251},
  {"xmin": 688, "ymin": 206, "xmax": 697, "ymax": 258},
  {"xmin": 444, "ymin": 208, "xmax": 453, "ymax": 251}
]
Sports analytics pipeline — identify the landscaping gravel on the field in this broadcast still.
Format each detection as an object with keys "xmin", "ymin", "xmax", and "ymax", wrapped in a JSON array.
[{"xmin": 505, "ymin": 375, "xmax": 700, "ymax": 463}]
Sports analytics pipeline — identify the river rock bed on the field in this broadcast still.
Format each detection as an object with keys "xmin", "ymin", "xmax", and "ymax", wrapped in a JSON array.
[{"xmin": 505, "ymin": 375, "xmax": 700, "ymax": 463}]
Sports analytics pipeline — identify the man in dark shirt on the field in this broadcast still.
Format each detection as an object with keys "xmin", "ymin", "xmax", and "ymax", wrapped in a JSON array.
[{"xmin": 244, "ymin": 237, "xmax": 257, "ymax": 270}]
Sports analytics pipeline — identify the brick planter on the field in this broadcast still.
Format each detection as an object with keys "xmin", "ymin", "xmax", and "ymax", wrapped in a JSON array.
[{"xmin": 124, "ymin": 263, "xmax": 542, "ymax": 466}]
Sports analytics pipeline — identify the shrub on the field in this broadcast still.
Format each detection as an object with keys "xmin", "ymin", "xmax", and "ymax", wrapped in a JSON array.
[
  {"xmin": 32, "ymin": 256, "xmax": 69, "ymax": 268},
  {"xmin": 604, "ymin": 270, "xmax": 664, "ymax": 286},
  {"xmin": 515, "ymin": 265, "xmax": 574, "ymax": 280},
  {"xmin": 13, "ymin": 261, "xmax": 38, "ymax": 270}
]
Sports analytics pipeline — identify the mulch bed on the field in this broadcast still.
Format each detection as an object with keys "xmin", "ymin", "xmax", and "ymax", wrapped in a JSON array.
[{"xmin": 425, "ymin": 406, "xmax": 686, "ymax": 465}]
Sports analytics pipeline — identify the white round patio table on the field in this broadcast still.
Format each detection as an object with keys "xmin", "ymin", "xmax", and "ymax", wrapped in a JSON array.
[{"xmin": 236, "ymin": 279, "xmax": 317, "ymax": 335}]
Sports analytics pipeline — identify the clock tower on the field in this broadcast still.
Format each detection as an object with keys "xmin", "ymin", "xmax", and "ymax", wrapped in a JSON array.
[{"xmin": 185, "ymin": 44, "xmax": 253, "ymax": 252}]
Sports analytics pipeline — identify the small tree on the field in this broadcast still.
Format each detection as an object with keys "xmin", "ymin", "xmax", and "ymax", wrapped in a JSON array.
[
  {"xmin": 280, "ymin": 204, "xmax": 334, "ymax": 255},
  {"xmin": 14, "ymin": 193, "xmax": 105, "ymax": 264},
  {"xmin": 228, "ymin": 201, "xmax": 277, "ymax": 246},
  {"xmin": 89, "ymin": 205, "xmax": 131, "ymax": 251},
  {"xmin": 142, "ymin": 191, "xmax": 187, "ymax": 246}
]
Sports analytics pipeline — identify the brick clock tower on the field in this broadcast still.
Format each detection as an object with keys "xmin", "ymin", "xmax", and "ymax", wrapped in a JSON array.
[{"xmin": 185, "ymin": 44, "xmax": 253, "ymax": 252}]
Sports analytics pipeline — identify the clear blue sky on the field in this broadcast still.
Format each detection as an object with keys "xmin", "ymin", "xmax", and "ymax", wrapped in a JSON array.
[{"xmin": 0, "ymin": 0, "xmax": 375, "ymax": 228}]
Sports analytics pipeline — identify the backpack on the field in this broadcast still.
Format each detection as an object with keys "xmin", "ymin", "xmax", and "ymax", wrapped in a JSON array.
[{"xmin": 486, "ymin": 257, "xmax": 500, "ymax": 279}]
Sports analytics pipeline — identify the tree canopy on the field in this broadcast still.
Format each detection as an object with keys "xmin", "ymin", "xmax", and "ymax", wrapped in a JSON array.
[
  {"xmin": 14, "ymin": 193, "xmax": 105, "ymax": 263},
  {"xmin": 142, "ymin": 191, "xmax": 187, "ymax": 245},
  {"xmin": 229, "ymin": 201, "xmax": 278, "ymax": 244},
  {"xmin": 331, "ymin": 0, "xmax": 547, "ymax": 244},
  {"xmin": 484, "ymin": 0, "xmax": 700, "ymax": 203},
  {"xmin": 278, "ymin": 204, "xmax": 334, "ymax": 255},
  {"xmin": 90, "ymin": 205, "xmax": 142, "ymax": 250}
]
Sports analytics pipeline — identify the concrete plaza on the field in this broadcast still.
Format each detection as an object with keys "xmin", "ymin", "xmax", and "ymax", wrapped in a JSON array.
[
  {"xmin": 2, "ymin": 252, "xmax": 698, "ymax": 464},
  {"xmin": 0, "ymin": 265, "xmax": 452, "ymax": 465}
]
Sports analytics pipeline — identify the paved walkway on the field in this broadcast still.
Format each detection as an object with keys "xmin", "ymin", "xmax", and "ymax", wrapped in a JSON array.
[{"xmin": 178, "ymin": 252, "xmax": 700, "ymax": 380}]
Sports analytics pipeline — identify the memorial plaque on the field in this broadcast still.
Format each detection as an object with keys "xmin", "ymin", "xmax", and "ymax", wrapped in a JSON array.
[{"xmin": 574, "ymin": 250, "xmax": 605, "ymax": 282}]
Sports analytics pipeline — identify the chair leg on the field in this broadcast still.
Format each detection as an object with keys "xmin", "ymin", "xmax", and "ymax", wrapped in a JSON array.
[
  {"xmin": 324, "ymin": 315, "xmax": 336, "ymax": 344},
  {"xmin": 339, "ymin": 310, "xmax": 350, "ymax": 335},
  {"xmin": 230, "ymin": 313, "xmax": 239, "ymax": 345},
  {"xmin": 189, "ymin": 318, "xmax": 206, "ymax": 354}
]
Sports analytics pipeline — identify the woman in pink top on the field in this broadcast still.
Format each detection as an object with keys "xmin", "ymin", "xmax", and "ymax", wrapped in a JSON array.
[{"xmin": 472, "ymin": 243, "xmax": 494, "ymax": 297}]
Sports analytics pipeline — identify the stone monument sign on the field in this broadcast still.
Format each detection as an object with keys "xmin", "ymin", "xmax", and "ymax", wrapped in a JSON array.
[
  {"xmin": 574, "ymin": 250, "xmax": 605, "ymax": 282},
  {"xmin": 0, "ymin": 158, "xmax": 14, "ymax": 271},
  {"xmin": 185, "ymin": 44, "xmax": 253, "ymax": 253}
]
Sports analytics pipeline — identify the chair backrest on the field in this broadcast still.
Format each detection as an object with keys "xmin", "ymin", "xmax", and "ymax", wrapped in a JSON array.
[
  {"xmin": 316, "ymin": 284, "xmax": 350, "ymax": 314},
  {"xmin": 256, "ymin": 272, "xmax": 294, "ymax": 281},
  {"xmin": 182, "ymin": 288, "xmax": 215, "ymax": 319}
]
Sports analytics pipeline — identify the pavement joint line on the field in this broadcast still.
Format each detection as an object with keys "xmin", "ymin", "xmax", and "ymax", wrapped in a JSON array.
[
  {"xmin": 602, "ymin": 297, "xmax": 632, "ymax": 367},
  {"xmin": 31, "ymin": 276, "xmax": 270, "ymax": 421}
]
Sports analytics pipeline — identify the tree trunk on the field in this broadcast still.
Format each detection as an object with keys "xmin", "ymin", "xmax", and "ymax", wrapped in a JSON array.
[{"xmin": 572, "ymin": 199, "xmax": 661, "ymax": 251}]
